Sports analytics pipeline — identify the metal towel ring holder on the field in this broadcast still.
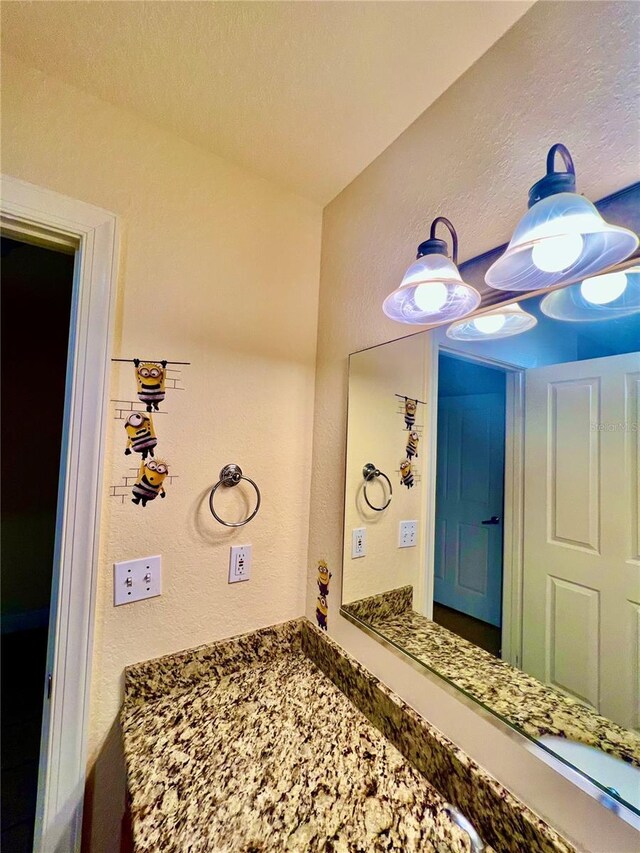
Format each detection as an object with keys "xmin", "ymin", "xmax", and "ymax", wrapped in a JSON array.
[
  {"xmin": 209, "ymin": 464, "xmax": 261, "ymax": 527},
  {"xmin": 362, "ymin": 463, "xmax": 392, "ymax": 512}
]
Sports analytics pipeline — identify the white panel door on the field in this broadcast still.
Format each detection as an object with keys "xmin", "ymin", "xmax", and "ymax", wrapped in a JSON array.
[{"xmin": 522, "ymin": 353, "xmax": 640, "ymax": 729}]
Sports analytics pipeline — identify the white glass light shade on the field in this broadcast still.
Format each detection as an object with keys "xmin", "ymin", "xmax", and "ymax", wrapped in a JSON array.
[
  {"xmin": 446, "ymin": 303, "xmax": 537, "ymax": 340},
  {"xmin": 383, "ymin": 254, "xmax": 481, "ymax": 324},
  {"xmin": 485, "ymin": 193, "xmax": 638, "ymax": 292},
  {"xmin": 540, "ymin": 266, "xmax": 640, "ymax": 322}
]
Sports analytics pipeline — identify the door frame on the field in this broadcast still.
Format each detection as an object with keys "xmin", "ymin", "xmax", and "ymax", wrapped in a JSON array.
[
  {"xmin": 422, "ymin": 341, "xmax": 525, "ymax": 665},
  {"xmin": 1, "ymin": 175, "xmax": 118, "ymax": 852}
]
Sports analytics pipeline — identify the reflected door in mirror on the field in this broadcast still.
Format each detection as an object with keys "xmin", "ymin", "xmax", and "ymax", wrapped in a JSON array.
[
  {"xmin": 522, "ymin": 352, "xmax": 640, "ymax": 730},
  {"xmin": 435, "ymin": 390, "xmax": 505, "ymax": 627}
]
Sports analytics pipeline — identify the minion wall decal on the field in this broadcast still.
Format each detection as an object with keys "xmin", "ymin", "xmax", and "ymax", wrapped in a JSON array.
[
  {"xmin": 111, "ymin": 356, "xmax": 191, "ymax": 505},
  {"xmin": 134, "ymin": 359, "xmax": 167, "ymax": 412},
  {"xmin": 131, "ymin": 459, "xmax": 169, "ymax": 507},
  {"xmin": 317, "ymin": 559, "xmax": 331, "ymax": 597},
  {"xmin": 316, "ymin": 595, "xmax": 328, "ymax": 631},
  {"xmin": 400, "ymin": 459, "xmax": 415, "ymax": 489},
  {"xmin": 403, "ymin": 397, "xmax": 417, "ymax": 430},
  {"xmin": 315, "ymin": 559, "xmax": 332, "ymax": 631},
  {"xmin": 124, "ymin": 412, "xmax": 157, "ymax": 460},
  {"xmin": 405, "ymin": 430, "xmax": 420, "ymax": 461}
]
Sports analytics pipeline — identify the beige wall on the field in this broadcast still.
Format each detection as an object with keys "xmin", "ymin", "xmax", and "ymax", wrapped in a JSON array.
[
  {"xmin": 343, "ymin": 335, "xmax": 429, "ymax": 605},
  {"xmin": 1, "ymin": 54, "xmax": 322, "ymax": 851},
  {"xmin": 308, "ymin": 2, "xmax": 640, "ymax": 850}
]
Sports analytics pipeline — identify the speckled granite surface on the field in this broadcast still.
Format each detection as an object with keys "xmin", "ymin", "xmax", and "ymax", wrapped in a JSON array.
[
  {"xmin": 124, "ymin": 618, "xmax": 303, "ymax": 706},
  {"xmin": 345, "ymin": 585, "xmax": 413, "ymax": 623},
  {"xmin": 344, "ymin": 587, "xmax": 640, "ymax": 769},
  {"xmin": 302, "ymin": 621, "xmax": 573, "ymax": 853},
  {"xmin": 122, "ymin": 618, "xmax": 574, "ymax": 853}
]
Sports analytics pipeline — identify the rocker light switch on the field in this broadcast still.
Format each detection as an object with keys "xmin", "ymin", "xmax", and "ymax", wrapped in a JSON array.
[{"xmin": 114, "ymin": 555, "xmax": 162, "ymax": 605}]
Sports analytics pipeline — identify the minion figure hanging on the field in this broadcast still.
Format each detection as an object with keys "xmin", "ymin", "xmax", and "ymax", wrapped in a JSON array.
[
  {"xmin": 131, "ymin": 459, "xmax": 169, "ymax": 507},
  {"xmin": 403, "ymin": 397, "xmax": 417, "ymax": 430},
  {"xmin": 406, "ymin": 431, "xmax": 420, "ymax": 461},
  {"xmin": 124, "ymin": 412, "xmax": 157, "ymax": 460},
  {"xmin": 315, "ymin": 559, "xmax": 331, "ymax": 631},
  {"xmin": 316, "ymin": 595, "xmax": 328, "ymax": 631},
  {"xmin": 400, "ymin": 459, "xmax": 414, "ymax": 489},
  {"xmin": 134, "ymin": 359, "xmax": 167, "ymax": 412},
  {"xmin": 317, "ymin": 559, "xmax": 332, "ymax": 597}
]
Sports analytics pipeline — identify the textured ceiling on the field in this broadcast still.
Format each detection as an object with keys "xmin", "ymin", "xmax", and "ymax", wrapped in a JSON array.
[{"xmin": 1, "ymin": 1, "xmax": 534, "ymax": 204}]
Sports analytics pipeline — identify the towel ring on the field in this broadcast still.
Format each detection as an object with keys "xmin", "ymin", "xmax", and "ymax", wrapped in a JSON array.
[
  {"xmin": 209, "ymin": 464, "xmax": 261, "ymax": 527},
  {"xmin": 362, "ymin": 463, "xmax": 392, "ymax": 511}
]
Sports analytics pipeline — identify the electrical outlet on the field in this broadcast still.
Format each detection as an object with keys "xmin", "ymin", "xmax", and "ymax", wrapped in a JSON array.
[
  {"xmin": 229, "ymin": 545, "xmax": 252, "ymax": 583},
  {"xmin": 399, "ymin": 520, "xmax": 418, "ymax": 548},
  {"xmin": 352, "ymin": 527, "xmax": 366, "ymax": 559},
  {"xmin": 114, "ymin": 555, "xmax": 162, "ymax": 605}
]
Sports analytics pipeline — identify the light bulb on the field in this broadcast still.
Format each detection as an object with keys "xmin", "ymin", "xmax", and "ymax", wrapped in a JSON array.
[
  {"xmin": 413, "ymin": 281, "xmax": 448, "ymax": 313},
  {"xmin": 531, "ymin": 233, "xmax": 584, "ymax": 273},
  {"xmin": 580, "ymin": 271, "xmax": 628, "ymax": 305},
  {"xmin": 473, "ymin": 314, "xmax": 507, "ymax": 334}
]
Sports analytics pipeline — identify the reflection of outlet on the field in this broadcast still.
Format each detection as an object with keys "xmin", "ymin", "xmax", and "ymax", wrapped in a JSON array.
[
  {"xmin": 352, "ymin": 527, "xmax": 366, "ymax": 559},
  {"xmin": 229, "ymin": 545, "xmax": 252, "ymax": 583},
  {"xmin": 399, "ymin": 521, "xmax": 417, "ymax": 548}
]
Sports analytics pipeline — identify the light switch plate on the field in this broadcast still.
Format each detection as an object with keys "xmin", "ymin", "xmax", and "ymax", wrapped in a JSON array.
[
  {"xmin": 114, "ymin": 555, "xmax": 162, "ymax": 605},
  {"xmin": 352, "ymin": 527, "xmax": 366, "ymax": 559},
  {"xmin": 229, "ymin": 545, "xmax": 252, "ymax": 583},
  {"xmin": 399, "ymin": 520, "xmax": 418, "ymax": 548}
]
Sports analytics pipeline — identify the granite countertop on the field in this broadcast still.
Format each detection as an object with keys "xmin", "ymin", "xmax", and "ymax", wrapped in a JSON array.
[
  {"xmin": 343, "ymin": 586, "xmax": 640, "ymax": 769},
  {"xmin": 122, "ymin": 619, "xmax": 574, "ymax": 853},
  {"xmin": 124, "ymin": 650, "xmax": 478, "ymax": 852}
]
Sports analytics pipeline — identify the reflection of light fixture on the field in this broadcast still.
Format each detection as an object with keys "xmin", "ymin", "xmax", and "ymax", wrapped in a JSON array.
[
  {"xmin": 446, "ymin": 303, "xmax": 537, "ymax": 340},
  {"xmin": 580, "ymin": 271, "xmax": 628, "ymax": 305},
  {"xmin": 540, "ymin": 266, "xmax": 640, "ymax": 321},
  {"xmin": 485, "ymin": 144, "xmax": 639, "ymax": 292},
  {"xmin": 474, "ymin": 314, "xmax": 506, "ymax": 334},
  {"xmin": 383, "ymin": 217, "xmax": 481, "ymax": 324}
]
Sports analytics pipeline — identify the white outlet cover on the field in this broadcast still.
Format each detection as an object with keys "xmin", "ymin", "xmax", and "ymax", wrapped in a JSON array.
[
  {"xmin": 114, "ymin": 555, "xmax": 162, "ymax": 605},
  {"xmin": 399, "ymin": 520, "xmax": 418, "ymax": 548},
  {"xmin": 352, "ymin": 527, "xmax": 366, "ymax": 559},
  {"xmin": 229, "ymin": 544, "xmax": 252, "ymax": 583}
]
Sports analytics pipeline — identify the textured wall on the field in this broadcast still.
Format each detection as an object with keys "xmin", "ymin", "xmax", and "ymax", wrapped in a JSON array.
[
  {"xmin": 2, "ymin": 54, "xmax": 322, "ymax": 851},
  {"xmin": 0, "ymin": 1, "xmax": 533, "ymax": 203},
  {"xmin": 308, "ymin": 2, "xmax": 640, "ymax": 850}
]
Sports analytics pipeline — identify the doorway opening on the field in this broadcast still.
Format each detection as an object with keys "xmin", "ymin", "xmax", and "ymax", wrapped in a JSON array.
[
  {"xmin": 433, "ymin": 352, "xmax": 508, "ymax": 657},
  {"xmin": 1, "ymin": 236, "xmax": 75, "ymax": 852}
]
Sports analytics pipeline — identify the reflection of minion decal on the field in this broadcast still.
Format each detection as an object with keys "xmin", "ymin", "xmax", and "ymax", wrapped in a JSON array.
[
  {"xmin": 400, "ymin": 459, "xmax": 414, "ymax": 489},
  {"xmin": 403, "ymin": 397, "xmax": 417, "ymax": 430},
  {"xmin": 131, "ymin": 459, "xmax": 168, "ymax": 507},
  {"xmin": 317, "ymin": 559, "xmax": 332, "ymax": 597},
  {"xmin": 124, "ymin": 412, "xmax": 157, "ymax": 460},
  {"xmin": 134, "ymin": 359, "xmax": 167, "ymax": 412},
  {"xmin": 316, "ymin": 595, "xmax": 328, "ymax": 631},
  {"xmin": 406, "ymin": 431, "xmax": 419, "ymax": 460}
]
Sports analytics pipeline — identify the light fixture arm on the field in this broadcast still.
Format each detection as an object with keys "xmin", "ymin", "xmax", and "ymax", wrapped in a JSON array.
[
  {"xmin": 417, "ymin": 216, "xmax": 459, "ymax": 263},
  {"xmin": 529, "ymin": 142, "xmax": 577, "ymax": 207},
  {"xmin": 546, "ymin": 143, "xmax": 575, "ymax": 177}
]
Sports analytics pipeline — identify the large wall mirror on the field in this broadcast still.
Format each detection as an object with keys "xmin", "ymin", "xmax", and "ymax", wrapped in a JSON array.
[{"xmin": 341, "ymin": 186, "xmax": 640, "ymax": 824}]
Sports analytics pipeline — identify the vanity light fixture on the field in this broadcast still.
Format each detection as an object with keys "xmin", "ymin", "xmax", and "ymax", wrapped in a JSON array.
[
  {"xmin": 540, "ymin": 265, "xmax": 640, "ymax": 322},
  {"xmin": 485, "ymin": 144, "xmax": 639, "ymax": 292},
  {"xmin": 383, "ymin": 217, "xmax": 481, "ymax": 324},
  {"xmin": 446, "ymin": 303, "xmax": 537, "ymax": 340}
]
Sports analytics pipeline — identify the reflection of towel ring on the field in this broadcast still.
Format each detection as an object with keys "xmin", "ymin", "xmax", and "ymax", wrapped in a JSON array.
[
  {"xmin": 362, "ymin": 463, "xmax": 392, "ymax": 511},
  {"xmin": 209, "ymin": 464, "xmax": 261, "ymax": 527}
]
